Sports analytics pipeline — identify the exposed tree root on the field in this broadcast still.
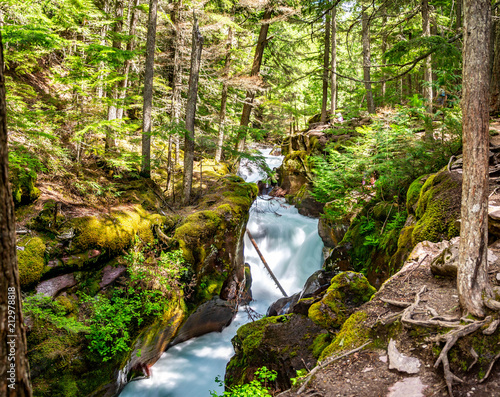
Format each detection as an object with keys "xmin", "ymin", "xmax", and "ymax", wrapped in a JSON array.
[
  {"xmin": 430, "ymin": 317, "xmax": 491, "ymax": 396},
  {"xmin": 468, "ymin": 347, "xmax": 479, "ymax": 371},
  {"xmin": 479, "ymin": 351, "xmax": 500, "ymax": 383}
]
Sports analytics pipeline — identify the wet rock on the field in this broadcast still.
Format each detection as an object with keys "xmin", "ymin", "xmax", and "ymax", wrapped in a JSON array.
[
  {"xmin": 170, "ymin": 297, "xmax": 236, "ymax": 346},
  {"xmin": 323, "ymin": 244, "xmax": 352, "ymax": 272},
  {"xmin": 36, "ymin": 274, "xmax": 77, "ymax": 297},
  {"xmin": 99, "ymin": 265, "xmax": 126, "ymax": 289},
  {"xmin": 299, "ymin": 270, "xmax": 335, "ymax": 299},
  {"xmin": 318, "ymin": 218, "xmax": 347, "ymax": 248},
  {"xmin": 267, "ymin": 293, "xmax": 300, "ymax": 316},
  {"xmin": 388, "ymin": 339, "xmax": 421, "ymax": 374}
]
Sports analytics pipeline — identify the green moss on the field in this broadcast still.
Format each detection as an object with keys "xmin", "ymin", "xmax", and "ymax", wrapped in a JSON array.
[
  {"xmin": 11, "ymin": 171, "xmax": 41, "ymax": 206},
  {"xmin": 18, "ymin": 236, "xmax": 46, "ymax": 287},
  {"xmin": 319, "ymin": 311, "xmax": 369, "ymax": 361},
  {"xmin": 412, "ymin": 170, "xmax": 461, "ymax": 245},
  {"xmin": 72, "ymin": 205, "xmax": 163, "ymax": 252},
  {"xmin": 406, "ymin": 176, "xmax": 426, "ymax": 213},
  {"xmin": 311, "ymin": 333, "xmax": 332, "ymax": 359},
  {"xmin": 308, "ymin": 272, "xmax": 375, "ymax": 330}
]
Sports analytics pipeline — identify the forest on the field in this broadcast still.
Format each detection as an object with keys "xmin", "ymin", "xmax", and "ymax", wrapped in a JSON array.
[{"xmin": 1, "ymin": 0, "xmax": 500, "ymax": 396}]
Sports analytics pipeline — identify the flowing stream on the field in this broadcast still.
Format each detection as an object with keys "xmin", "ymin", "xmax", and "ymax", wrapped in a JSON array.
[{"xmin": 120, "ymin": 149, "xmax": 324, "ymax": 397}]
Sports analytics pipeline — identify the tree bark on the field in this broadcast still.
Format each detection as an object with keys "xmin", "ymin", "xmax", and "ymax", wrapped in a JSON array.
[
  {"xmin": 171, "ymin": 0, "xmax": 183, "ymax": 166},
  {"xmin": 236, "ymin": 8, "xmax": 272, "ymax": 152},
  {"xmin": 321, "ymin": 10, "xmax": 331, "ymax": 123},
  {"xmin": 490, "ymin": 6, "xmax": 500, "ymax": 114},
  {"xmin": 0, "ymin": 31, "xmax": 33, "ymax": 397},
  {"xmin": 362, "ymin": 6, "xmax": 375, "ymax": 114},
  {"xmin": 422, "ymin": 0, "xmax": 433, "ymax": 115},
  {"xmin": 381, "ymin": 4, "xmax": 387, "ymax": 102},
  {"xmin": 105, "ymin": 0, "xmax": 125, "ymax": 150},
  {"xmin": 330, "ymin": 6, "xmax": 337, "ymax": 114},
  {"xmin": 458, "ymin": 0, "xmax": 491, "ymax": 318},
  {"xmin": 456, "ymin": 0, "xmax": 462, "ymax": 30},
  {"xmin": 117, "ymin": 0, "xmax": 140, "ymax": 120},
  {"xmin": 182, "ymin": 16, "xmax": 203, "ymax": 204},
  {"xmin": 215, "ymin": 26, "xmax": 232, "ymax": 163},
  {"xmin": 140, "ymin": 0, "xmax": 158, "ymax": 179}
]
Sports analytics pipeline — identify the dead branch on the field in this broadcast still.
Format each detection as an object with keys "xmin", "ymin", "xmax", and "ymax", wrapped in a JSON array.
[{"xmin": 379, "ymin": 298, "xmax": 412, "ymax": 308}]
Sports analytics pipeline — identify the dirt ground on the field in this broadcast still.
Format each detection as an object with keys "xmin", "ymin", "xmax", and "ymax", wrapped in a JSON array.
[{"xmin": 278, "ymin": 239, "xmax": 500, "ymax": 397}]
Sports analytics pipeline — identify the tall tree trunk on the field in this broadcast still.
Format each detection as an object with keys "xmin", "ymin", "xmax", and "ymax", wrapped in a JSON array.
[
  {"xmin": 456, "ymin": 0, "xmax": 462, "ymax": 30},
  {"xmin": 458, "ymin": 0, "xmax": 491, "ymax": 318},
  {"xmin": 0, "ymin": 32, "xmax": 33, "ymax": 397},
  {"xmin": 330, "ymin": 6, "xmax": 337, "ymax": 114},
  {"xmin": 362, "ymin": 6, "xmax": 375, "ymax": 113},
  {"xmin": 215, "ymin": 27, "xmax": 232, "ymax": 163},
  {"xmin": 117, "ymin": 0, "xmax": 140, "ymax": 120},
  {"xmin": 97, "ymin": 0, "xmax": 110, "ymax": 99},
  {"xmin": 381, "ymin": 4, "xmax": 387, "ymax": 102},
  {"xmin": 422, "ymin": 0, "xmax": 433, "ymax": 115},
  {"xmin": 491, "ymin": 6, "xmax": 500, "ymax": 114},
  {"xmin": 105, "ymin": 0, "xmax": 125, "ymax": 150},
  {"xmin": 171, "ymin": 0, "xmax": 183, "ymax": 165},
  {"xmin": 320, "ymin": 10, "xmax": 331, "ymax": 123},
  {"xmin": 236, "ymin": 8, "xmax": 272, "ymax": 152},
  {"xmin": 182, "ymin": 17, "xmax": 204, "ymax": 204},
  {"xmin": 140, "ymin": 0, "xmax": 158, "ymax": 179}
]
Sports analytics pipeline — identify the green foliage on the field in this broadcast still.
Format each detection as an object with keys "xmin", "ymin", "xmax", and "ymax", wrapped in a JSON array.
[
  {"xmin": 311, "ymin": 117, "xmax": 460, "ymax": 223},
  {"xmin": 24, "ymin": 294, "xmax": 89, "ymax": 334},
  {"xmin": 211, "ymin": 367, "xmax": 277, "ymax": 397}
]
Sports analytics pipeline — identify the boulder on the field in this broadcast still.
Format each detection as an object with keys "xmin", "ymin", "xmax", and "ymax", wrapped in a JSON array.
[
  {"xmin": 308, "ymin": 272, "xmax": 376, "ymax": 330},
  {"xmin": 267, "ymin": 293, "xmax": 300, "ymax": 317},
  {"xmin": 99, "ymin": 265, "xmax": 127, "ymax": 289},
  {"xmin": 170, "ymin": 297, "xmax": 236, "ymax": 346},
  {"xmin": 36, "ymin": 273, "xmax": 77, "ymax": 297},
  {"xmin": 225, "ymin": 314, "xmax": 325, "ymax": 392}
]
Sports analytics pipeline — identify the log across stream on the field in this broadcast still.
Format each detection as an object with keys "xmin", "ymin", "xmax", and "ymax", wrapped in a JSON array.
[{"xmin": 120, "ymin": 149, "xmax": 324, "ymax": 397}]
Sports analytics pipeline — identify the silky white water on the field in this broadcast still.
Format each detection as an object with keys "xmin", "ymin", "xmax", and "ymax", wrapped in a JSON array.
[{"xmin": 120, "ymin": 149, "xmax": 324, "ymax": 397}]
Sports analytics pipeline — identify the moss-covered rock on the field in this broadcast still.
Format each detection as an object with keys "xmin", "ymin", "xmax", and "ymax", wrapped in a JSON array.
[
  {"xmin": 406, "ymin": 176, "xmax": 427, "ymax": 214},
  {"xmin": 11, "ymin": 169, "xmax": 41, "ymax": 206},
  {"xmin": 72, "ymin": 205, "xmax": 164, "ymax": 252},
  {"xmin": 308, "ymin": 272, "xmax": 375, "ymax": 330},
  {"xmin": 18, "ymin": 236, "xmax": 46, "ymax": 287},
  {"xmin": 226, "ymin": 314, "xmax": 324, "ymax": 391},
  {"xmin": 318, "ymin": 311, "xmax": 370, "ymax": 361},
  {"xmin": 412, "ymin": 170, "xmax": 461, "ymax": 245}
]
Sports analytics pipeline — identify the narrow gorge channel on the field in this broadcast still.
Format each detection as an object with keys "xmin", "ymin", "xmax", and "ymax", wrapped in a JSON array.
[{"xmin": 120, "ymin": 150, "xmax": 324, "ymax": 397}]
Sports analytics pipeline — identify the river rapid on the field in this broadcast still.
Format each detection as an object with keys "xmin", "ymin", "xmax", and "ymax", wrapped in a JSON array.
[{"xmin": 120, "ymin": 149, "xmax": 324, "ymax": 397}]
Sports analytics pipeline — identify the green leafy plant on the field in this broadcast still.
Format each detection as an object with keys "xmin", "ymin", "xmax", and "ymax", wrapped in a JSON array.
[{"xmin": 210, "ymin": 367, "xmax": 277, "ymax": 397}]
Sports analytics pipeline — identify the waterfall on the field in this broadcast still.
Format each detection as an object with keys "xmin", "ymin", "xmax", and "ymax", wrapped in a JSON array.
[{"xmin": 120, "ymin": 149, "xmax": 324, "ymax": 397}]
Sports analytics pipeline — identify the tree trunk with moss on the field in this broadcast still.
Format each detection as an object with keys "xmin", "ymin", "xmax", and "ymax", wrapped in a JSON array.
[
  {"xmin": 215, "ymin": 26, "xmax": 232, "ymax": 163},
  {"xmin": 422, "ymin": 0, "xmax": 433, "ymax": 116},
  {"xmin": 490, "ymin": 5, "xmax": 500, "ymax": 114},
  {"xmin": 320, "ymin": 10, "xmax": 330, "ymax": 123},
  {"xmin": 236, "ymin": 8, "xmax": 272, "ymax": 152},
  {"xmin": 105, "ymin": 0, "xmax": 125, "ymax": 150},
  {"xmin": 140, "ymin": 0, "xmax": 158, "ymax": 178},
  {"xmin": 182, "ymin": 17, "xmax": 203, "ymax": 204},
  {"xmin": 457, "ymin": 0, "xmax": 491, "ymax": 317},
  {"xmin": 0, "ymin": 32, "xmax": 33, "ymax": 397},
  {"xmin": 362, "ymin": 5, "xmax": 375, "ymax": 114}
]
